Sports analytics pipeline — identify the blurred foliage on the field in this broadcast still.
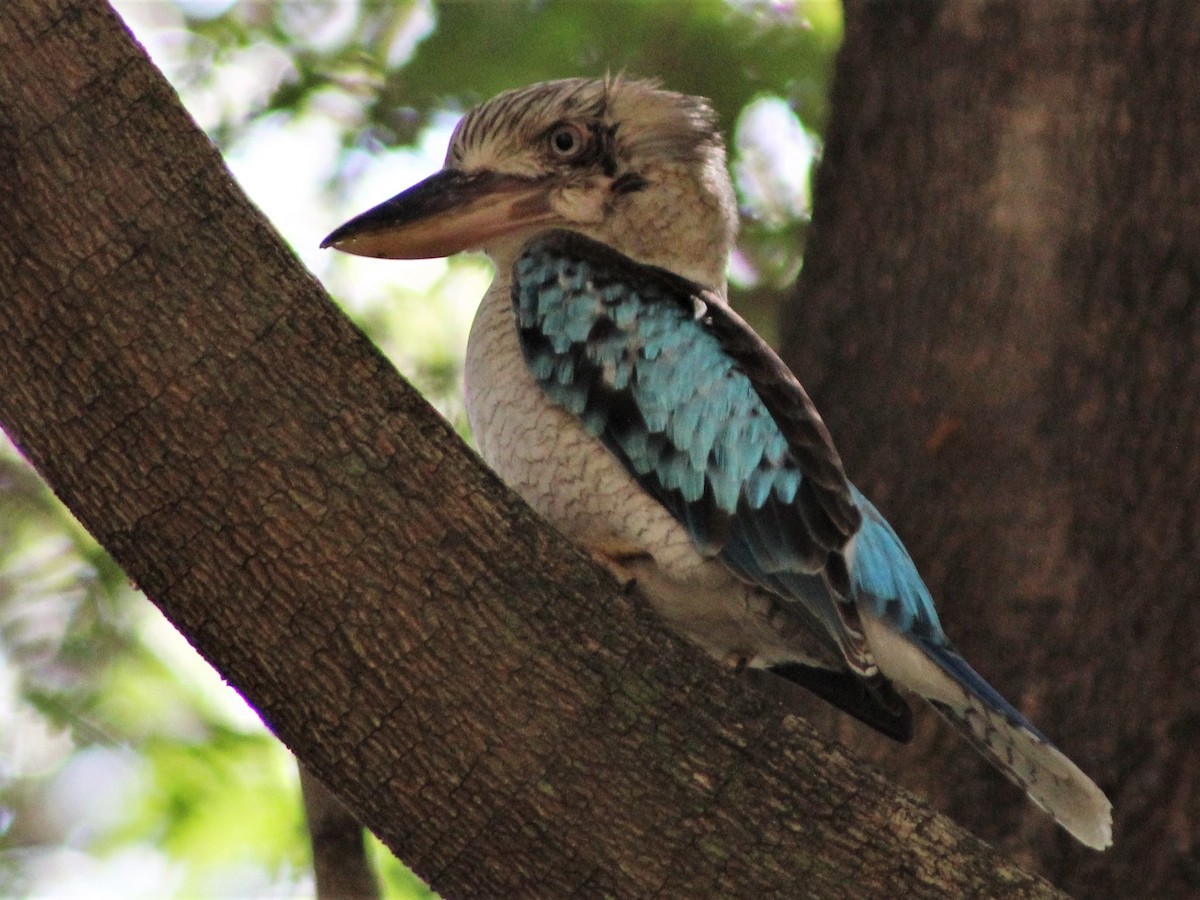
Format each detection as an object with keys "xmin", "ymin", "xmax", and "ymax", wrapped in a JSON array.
[
  {"xmin": 0, "ymin": 436, "xmax": 311, "ymax": 896},
  {"xmin": 180, "ymin": 0, "xmax": 839, "ymax": 147},
  {"xmin": 0, "ymin": 0, "xmax": 841, "ymax": 896}
]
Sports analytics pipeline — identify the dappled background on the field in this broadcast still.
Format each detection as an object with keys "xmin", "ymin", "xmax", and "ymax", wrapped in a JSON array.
[{"xmin": 0, "ymin": 1, "xmax": 840, "ymax": 895}]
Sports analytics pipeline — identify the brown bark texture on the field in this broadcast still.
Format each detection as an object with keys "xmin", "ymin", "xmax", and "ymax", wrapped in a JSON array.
[
  {"xmin": 783, "ymin": 2, "xmax": 1200, "ymax": 898},
  {"xmin": 0, "ymin": 0, "xmax": 1080, "ymax": 898}
]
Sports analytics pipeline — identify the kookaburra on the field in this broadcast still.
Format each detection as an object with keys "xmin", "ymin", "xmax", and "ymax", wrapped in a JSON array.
[{"xmin": 323, "ymin": 77, "xmax": 1112, "ymax": 850}]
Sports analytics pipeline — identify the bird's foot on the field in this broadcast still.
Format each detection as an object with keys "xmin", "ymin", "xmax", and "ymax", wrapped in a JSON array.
[
  {"xmin": 720, "ymin": 652, "xmax": 751, "ymax": 674},
  {"xmin": 583, "ymin": 540, "xmax": 650, "ymax": 594}
]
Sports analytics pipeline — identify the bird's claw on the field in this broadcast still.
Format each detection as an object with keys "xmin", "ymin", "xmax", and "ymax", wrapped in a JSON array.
[
  {"xmin": 720, "ymin": 652, "xmax": 751, "ymax": 674},
  {"xmin": 585, "ymin": 541, "xmax": 650, "ymax": 593}
]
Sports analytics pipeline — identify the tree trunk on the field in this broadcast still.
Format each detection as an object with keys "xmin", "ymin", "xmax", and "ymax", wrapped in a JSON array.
[
  {"xmin": 300, "ymin": 766, "xmax": 380, "ymax": 900},
  {"xmin": 783, "ymin": 2, "xmax": 1199, "ymax": 897},
  {"xmin": 0, "ymin": 0, "xmax": 1081, "ymax": 897}
]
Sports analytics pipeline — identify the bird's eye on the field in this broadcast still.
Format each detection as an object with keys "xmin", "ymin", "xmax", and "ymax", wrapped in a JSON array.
[{"xmin": 547, "ymin": 123, "xmax": 587, "ymax": 160}]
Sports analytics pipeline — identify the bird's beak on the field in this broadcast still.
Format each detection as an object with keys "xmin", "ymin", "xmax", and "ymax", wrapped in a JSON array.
[{"xmin": 320, "ymin": 168, "xmax": 556, "ymax": 259}]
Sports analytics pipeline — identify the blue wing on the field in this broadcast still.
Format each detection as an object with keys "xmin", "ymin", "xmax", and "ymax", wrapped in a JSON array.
[
  {"xmin": 513, "ymin": 230, "xmax": 897, "ymax": 680},
  {"xmin": 848, "ymin": 488, "xmax": 944, "ymax": 642}
]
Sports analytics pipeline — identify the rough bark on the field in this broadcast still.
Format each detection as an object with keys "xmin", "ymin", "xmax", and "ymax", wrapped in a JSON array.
[
  {"xmin": 783, "ymin": 2, "xmax": 1200, "ymax": 898},
  {"xmin": 0, "ymin": 1, "xmax": 1073, "ymax": 898}
]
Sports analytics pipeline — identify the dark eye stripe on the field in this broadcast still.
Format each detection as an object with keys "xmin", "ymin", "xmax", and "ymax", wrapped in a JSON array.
[{"xmin": 611, "ymin": 172, "xmax": 648, "ymax": 195}]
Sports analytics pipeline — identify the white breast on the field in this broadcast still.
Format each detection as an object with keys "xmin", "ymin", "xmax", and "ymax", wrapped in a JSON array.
[{"xmin": 465, "ymin": 275, "xmax": 703, "ymax": 568}]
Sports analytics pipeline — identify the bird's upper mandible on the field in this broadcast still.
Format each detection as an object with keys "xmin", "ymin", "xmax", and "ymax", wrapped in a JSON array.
[{"xmin": 321, "ymin": 77, "xmax": 737, "ymax": 289}]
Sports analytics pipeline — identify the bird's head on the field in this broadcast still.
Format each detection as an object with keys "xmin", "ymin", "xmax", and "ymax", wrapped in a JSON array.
[{"xmin": 322, "ymin": 78, "xmax": 737, "ymax": 289}]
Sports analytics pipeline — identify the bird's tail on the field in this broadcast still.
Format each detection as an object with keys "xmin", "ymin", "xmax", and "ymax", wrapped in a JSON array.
[{"xmin": 923, "ymin": 645, "xmax": 1113, "ymax": 850}]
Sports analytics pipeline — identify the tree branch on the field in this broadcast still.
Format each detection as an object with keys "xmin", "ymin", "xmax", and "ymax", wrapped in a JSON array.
[{"xmin": 0, "ymin": 1, "xmax": 1064, "ymax": 897}]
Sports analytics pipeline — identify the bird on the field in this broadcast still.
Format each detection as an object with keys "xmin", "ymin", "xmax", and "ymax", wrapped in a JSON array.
[{"xmin": 322, "ymin": 77, "xmax": 1112, "ymax": 850}]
